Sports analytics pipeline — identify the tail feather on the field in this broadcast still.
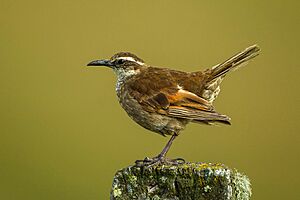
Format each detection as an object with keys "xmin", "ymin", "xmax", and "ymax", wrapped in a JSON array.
[
  {"xmin": 209, "ymin": 45, "xmax": 260, "ymax": 82},
  {"xmin": 202, "ymin": 45, "xmax": 260, "ymax": 102}
]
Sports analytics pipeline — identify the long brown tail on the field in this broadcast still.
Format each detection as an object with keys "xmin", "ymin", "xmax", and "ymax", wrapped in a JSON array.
[
  {"xmin": 202, "ymin": 45, "xmax": 260, "ymax": 103},
  {"xmin": 209, "ymin": 45, "xmax": 260, "ymax": 82}
]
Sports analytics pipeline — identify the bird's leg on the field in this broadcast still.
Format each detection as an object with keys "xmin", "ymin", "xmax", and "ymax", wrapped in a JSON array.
[
  {"xmin": 156, "ymin": 134, "xmax": 177, "ymax": 159},
  {"xmin": 135, "ymin": 134, "xmax": 185, "ymax": 166}
]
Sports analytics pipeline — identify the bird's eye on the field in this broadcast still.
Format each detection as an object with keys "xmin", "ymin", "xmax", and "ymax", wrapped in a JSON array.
[{"xmin": 116, "ymin": 59, "xmax": 125, "ymax": 65}]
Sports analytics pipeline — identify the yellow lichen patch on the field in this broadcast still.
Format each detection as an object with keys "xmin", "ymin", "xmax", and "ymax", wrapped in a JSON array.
[{"xmin": 111, "ymin": 162, "xmax": 251, "ymax": 200}]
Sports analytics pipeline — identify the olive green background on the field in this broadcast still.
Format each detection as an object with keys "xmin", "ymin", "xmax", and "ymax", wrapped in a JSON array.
[{"xmin": 1, "ymin": 0, "xmax": 299, "ymax": 199}]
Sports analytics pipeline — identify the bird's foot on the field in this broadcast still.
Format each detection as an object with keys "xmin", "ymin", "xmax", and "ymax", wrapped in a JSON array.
[{"xmin": 135, "ymin": 155, "xmax": 185, "ymax": 167}]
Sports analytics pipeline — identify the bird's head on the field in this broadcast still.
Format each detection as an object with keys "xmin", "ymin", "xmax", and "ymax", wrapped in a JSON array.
[{"xmin": 87, "ymin": 52, "xmax": 146, "ymax": 79}]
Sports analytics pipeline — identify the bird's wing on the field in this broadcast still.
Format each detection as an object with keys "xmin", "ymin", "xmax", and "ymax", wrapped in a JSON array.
[
  {"xmin": 167, "ymin": 105, "xmax": 230, "ymax": 124},
  {"xmin": 128, "ymin": 67, "xmax": 230, "ymax": 123},
  {"xmin": 165, "ymin": 88, "xmax": 214, "ymax": 111},
  {"xmin": 161, "ymin": 90, "xmax": 229, "ymax": 123},
  {"xmin": 134, "ymin": 87, "xmax": 230, "ymax": 123}
]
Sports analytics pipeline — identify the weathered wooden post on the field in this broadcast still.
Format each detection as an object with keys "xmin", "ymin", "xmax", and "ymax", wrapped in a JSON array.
[{"xmin": 110, "ymin": 162, "xmax": 251, "ymax": 200}]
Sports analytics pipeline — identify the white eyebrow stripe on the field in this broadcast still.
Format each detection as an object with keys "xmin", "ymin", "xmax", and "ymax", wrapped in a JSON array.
[{"xmin": 117, "ymin": 57, "xmax": 145, "ymax": 65}]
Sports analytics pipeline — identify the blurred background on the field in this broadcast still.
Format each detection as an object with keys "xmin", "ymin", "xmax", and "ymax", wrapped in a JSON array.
[{"xmin": 1, "ymin": 0, "xmax": 299, "ymax": 199}]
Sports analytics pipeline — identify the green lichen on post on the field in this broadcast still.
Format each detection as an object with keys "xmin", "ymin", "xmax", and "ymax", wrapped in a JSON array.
[{"xmin": 110, "ymin": 162, "xmax": 251, "ymax": 200}]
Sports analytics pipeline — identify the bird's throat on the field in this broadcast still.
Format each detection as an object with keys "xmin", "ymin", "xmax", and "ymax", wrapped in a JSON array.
[{"xmin": 114, "ymin": 68, "xmax": 140, "ymax": 97}]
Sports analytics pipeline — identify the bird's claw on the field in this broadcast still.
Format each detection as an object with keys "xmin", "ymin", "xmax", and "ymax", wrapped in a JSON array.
[{"xmin": 135, "ymin": 156, "xmax": 185, "ymax": 167}]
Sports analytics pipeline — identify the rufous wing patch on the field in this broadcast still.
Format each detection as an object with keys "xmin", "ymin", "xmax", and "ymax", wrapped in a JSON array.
[{"xmin": 166, "ymin": 88, "xmax": 214, "ymax": 111}]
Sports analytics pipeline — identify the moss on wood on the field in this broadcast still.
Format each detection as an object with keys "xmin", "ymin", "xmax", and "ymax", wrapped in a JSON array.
[{"xmin": 111, "ymin": 162, "xmax": 251, "ymax": 200}]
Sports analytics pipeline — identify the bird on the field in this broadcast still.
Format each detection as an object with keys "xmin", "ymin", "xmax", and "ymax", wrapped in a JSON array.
[{"xmin": 87, "ymin": 45, "xmax": 260, "ymax": 166}]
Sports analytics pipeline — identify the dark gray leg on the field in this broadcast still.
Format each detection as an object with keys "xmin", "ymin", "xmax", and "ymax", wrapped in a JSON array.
[
  {"xmin": 157, "ymin": 134, "xmax": 177, "ymax": 158},
  {"xmin": 135, "ymin": 134, "xmax": 185, "ymax": 166}
]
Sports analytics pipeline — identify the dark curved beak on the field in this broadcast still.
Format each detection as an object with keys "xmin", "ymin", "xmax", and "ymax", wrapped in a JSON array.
[{"xmin": 87, "ymin": 59, "xmax": 114, "ymax": 67}]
